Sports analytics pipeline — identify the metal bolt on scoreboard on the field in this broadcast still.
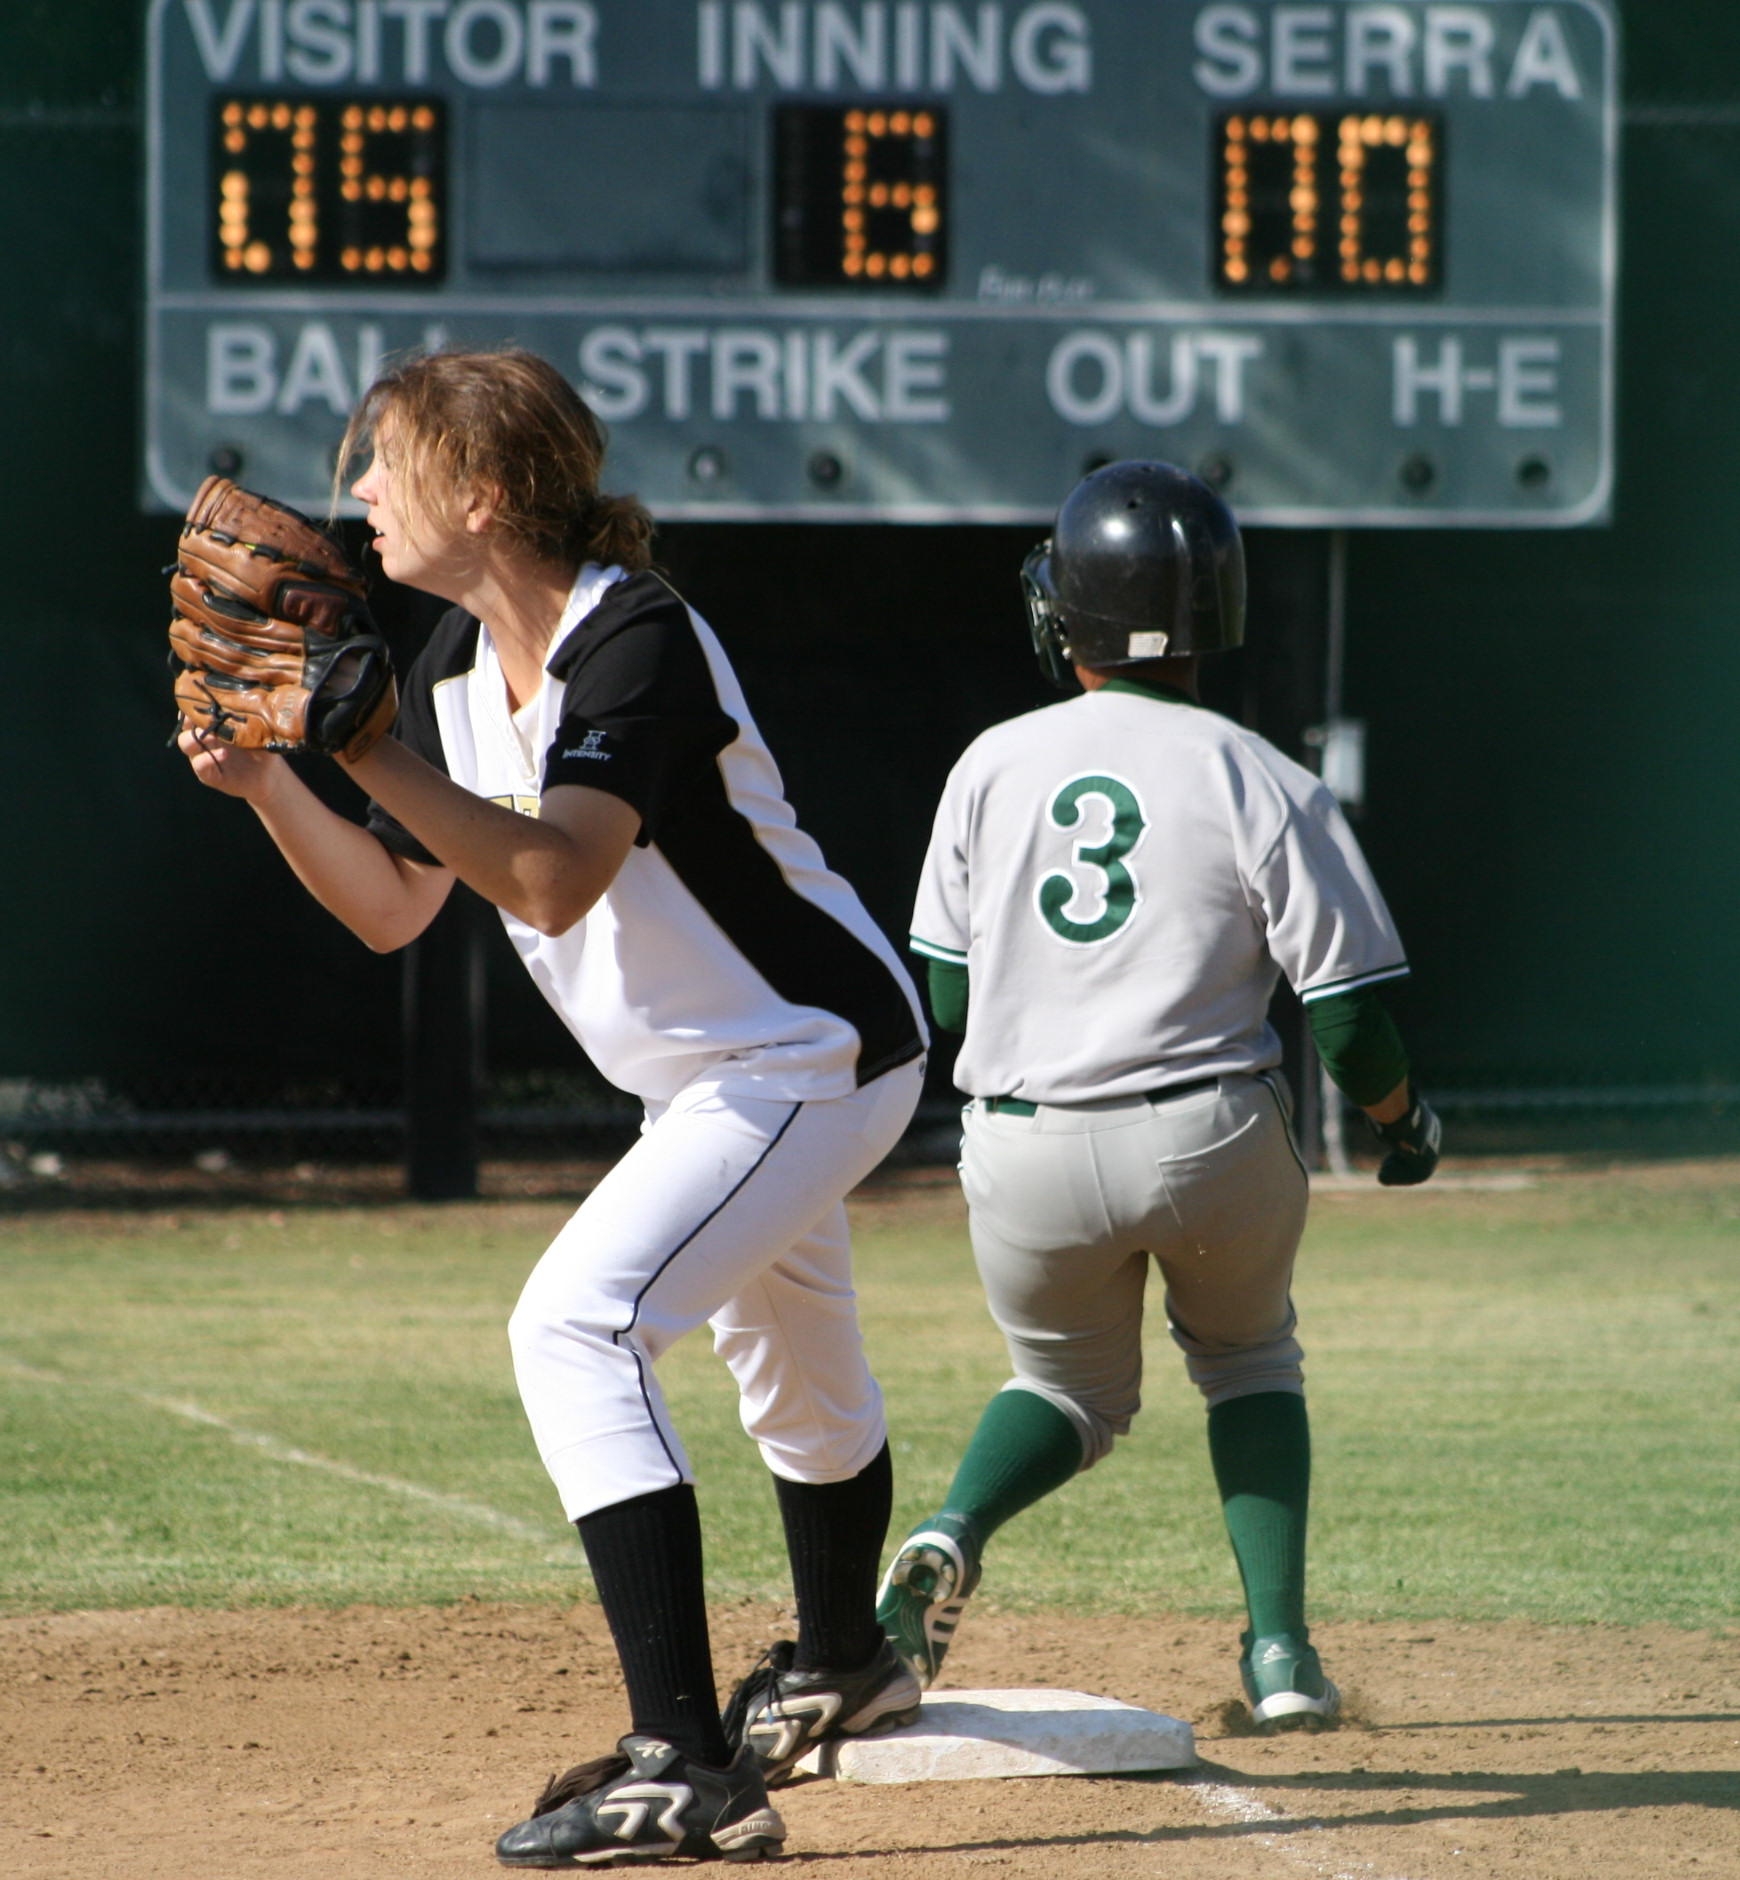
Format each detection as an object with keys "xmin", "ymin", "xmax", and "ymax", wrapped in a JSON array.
[{"xmin": 145, "ymin": 0, "xmax": 1618, "ymax": 524}]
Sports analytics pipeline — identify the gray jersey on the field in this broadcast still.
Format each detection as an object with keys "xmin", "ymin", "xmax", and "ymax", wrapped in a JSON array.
[{"xmin": 911, "ymin": 682, "xmax": 1406, "ymax": 1103}]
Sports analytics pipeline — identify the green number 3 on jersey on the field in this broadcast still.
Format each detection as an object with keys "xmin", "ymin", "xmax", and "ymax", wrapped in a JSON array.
[{"xmin": 1036, "ymin": 773, "xmax": 1148, "ymax": 945}]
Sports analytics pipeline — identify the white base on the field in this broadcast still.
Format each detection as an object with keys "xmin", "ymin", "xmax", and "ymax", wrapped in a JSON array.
[{"xmin": 793, "ymin": 1687, "xmax": 1197, "ymax": 1785}]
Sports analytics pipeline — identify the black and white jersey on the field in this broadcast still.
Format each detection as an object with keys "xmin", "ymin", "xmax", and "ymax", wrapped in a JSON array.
[{"xmin": 368, "ymin": 565, "xmax": 925, "ymax": 1105}]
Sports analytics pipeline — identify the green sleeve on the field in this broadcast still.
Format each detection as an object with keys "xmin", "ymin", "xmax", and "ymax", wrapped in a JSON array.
[
  {"xmin": 1308, "ymin": 986, "xmax": 1410, "ymax": 1108},
  {"xmin": 924, "ymin": 957, "xmax": 970, "ymax": 1034}
]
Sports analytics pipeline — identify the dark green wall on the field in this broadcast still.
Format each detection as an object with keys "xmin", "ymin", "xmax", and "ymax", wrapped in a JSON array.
[
  {"xmin": 1345, "ymin": 36, "xmax": 1740, "ymax": 1093},
  {"xmin": 2, "ymin": 3, "xmax": 1736, "ymax": 1111}
]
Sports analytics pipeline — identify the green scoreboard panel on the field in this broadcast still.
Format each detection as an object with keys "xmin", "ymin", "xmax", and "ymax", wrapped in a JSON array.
[{"xmin": 145, "ymin": 1, "xmax": 1617, "ymax": 523}]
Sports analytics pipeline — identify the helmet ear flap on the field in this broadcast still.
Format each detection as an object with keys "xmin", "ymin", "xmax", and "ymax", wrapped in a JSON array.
[{"xmin": 1022, "ymin": 542, "xmax": 1076, "ymax": 692}]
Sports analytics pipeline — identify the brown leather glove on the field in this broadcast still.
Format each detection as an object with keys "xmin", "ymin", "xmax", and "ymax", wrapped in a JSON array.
[{"xmin": 169, "ymin": 476, "xmax": 397, "ymax": 760}]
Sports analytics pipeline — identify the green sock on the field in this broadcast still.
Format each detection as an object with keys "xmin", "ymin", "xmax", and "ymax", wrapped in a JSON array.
[
  {"xmin": 1207, "ymin": 1390, "xmax": 1312, "ymax": 1640},
  {"xmin": 933, "ymin": 1387, "xmax": 1086, "ymax": 1547}
]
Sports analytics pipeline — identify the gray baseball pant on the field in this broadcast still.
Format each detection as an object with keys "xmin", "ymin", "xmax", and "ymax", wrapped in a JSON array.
[{"xmin": 957, "ymin": 1072, "xmax": 1310, "ymax": 1468}]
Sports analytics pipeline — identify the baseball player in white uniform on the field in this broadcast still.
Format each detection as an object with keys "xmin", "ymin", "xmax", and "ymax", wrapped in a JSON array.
[
  {"xmin": 876, "ymin": 460, "xmax": 1440, "ymax": 1730},
  {"xmin": 178, "ymin": 348, "xmax": 927, "ymax": 1865}
]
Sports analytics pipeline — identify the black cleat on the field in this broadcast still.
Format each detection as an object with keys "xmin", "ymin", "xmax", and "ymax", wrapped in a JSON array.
[
  {"xmin": 494, "ymin": 1733, "xmax": 786, "ymax": 1867},
  {"xmin": 721, "ymin": 1638, "xmax": 922, "ymax": 1786}
]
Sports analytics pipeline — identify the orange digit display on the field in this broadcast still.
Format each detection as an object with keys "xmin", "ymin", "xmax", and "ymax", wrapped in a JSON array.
[
  {"xmin": 211, "ymin": 97, "xmax": 446, "ymax": 286},
  {"xmin": 1216, "ymin": 109, "xmax": 1441, "ymax": 295},
  {"xmin": 774, "ymin": 103, "xmax": 948, "ymax": 291},
  {"xmin": 336, "ymin": 102, "xmax": 442, "ymax": 278}
]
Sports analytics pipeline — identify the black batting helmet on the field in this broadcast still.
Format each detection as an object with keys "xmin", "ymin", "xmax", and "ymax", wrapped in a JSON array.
[{"xmin": 1022, "ymin": 460, "xmax": 1246, "ymax": 690}]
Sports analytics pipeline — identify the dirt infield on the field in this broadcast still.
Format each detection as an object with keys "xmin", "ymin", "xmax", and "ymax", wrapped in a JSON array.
[{"xmin": 4, "ymin": 1601, "xmax": 1734, "ymax": 1879}]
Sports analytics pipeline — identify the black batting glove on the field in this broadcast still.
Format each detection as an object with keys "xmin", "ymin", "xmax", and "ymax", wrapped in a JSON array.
[{"xmin": 1372, "ymin": 1085, "xmax": 1442, "ymax": 1187}]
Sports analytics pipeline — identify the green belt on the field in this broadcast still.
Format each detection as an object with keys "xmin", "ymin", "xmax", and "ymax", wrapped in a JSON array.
[{"xmin": 981, "ymin": 1076, "xmax": 1221, "ymax": 1118}]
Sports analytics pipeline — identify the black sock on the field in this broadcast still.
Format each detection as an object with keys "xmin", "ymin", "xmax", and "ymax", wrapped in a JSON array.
[
  {"xmin": 773, "ymin": 1443, "xmax": 893, "ymax": 1672},
  {"xmin": 575, "ymin": 1484, "xmax": 732, "ymax": 1766}
]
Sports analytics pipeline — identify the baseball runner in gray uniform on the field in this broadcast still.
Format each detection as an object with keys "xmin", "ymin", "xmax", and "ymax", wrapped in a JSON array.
[{"xmin": 877, "ymin": 460, "xmax": 1440, "ymax": 1729}]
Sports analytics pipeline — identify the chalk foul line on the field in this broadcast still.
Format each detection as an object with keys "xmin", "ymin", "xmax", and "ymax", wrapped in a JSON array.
[
  {"xmin": 0, "ymin": 1352, "xmax": 571, "ymax": 1558},
  {"xmin": 1183, "ymin": 1772, "xmax": 1419, "ymax": 1880}
]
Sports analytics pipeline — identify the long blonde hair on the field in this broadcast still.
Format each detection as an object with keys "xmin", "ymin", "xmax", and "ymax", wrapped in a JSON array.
[{"xmin": 334, "ymin": 347, "xmax": 655, "ymax": 572}]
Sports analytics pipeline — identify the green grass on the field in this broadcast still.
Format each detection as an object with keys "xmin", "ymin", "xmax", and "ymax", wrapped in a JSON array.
[{"xmin": 1, "ymin": 1166, "xmax": 1736, "ymax": 1625}]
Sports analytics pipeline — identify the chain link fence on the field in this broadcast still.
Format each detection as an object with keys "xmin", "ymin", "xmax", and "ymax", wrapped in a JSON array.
[{"xmin": 7, "ymin": 1055, "xmax": 1740, "ymax": 1207}]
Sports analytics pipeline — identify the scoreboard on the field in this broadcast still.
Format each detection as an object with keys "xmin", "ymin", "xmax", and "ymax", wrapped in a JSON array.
[{"xmin": 144, "ymin": 0, "xmax": 1618, "ymax": 523}]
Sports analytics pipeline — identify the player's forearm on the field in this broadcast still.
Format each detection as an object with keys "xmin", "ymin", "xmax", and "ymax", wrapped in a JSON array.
[
  {"xmin": 1307, "ymin": 986, "xmax": 1410, "ymax": 1109},
  {"xmin": 1310, "ymin": 988, "xmax": 1440, "ymax": 1179},
  {"xmin": 338, "ymin": 737, "xmax": 620, "ymax": 936},
  {"xmin": 248, "ymin": 761, "xmax": 448, "ymax": 952}
]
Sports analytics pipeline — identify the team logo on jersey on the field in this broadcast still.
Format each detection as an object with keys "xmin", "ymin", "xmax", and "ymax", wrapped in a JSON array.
[
  {"xmin": 560, "ymin": 729, "xmax": 611, "ymax": 761},
  {"xmin": 487, "ymin": 793, "xmax": 542, "ymax": 819}
]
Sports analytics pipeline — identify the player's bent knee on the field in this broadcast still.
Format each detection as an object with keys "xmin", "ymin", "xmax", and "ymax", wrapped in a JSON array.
[
  {"xmin": 752, "ymin": 1421, "xmax": 890, "ymax": 1485},
  {"xmin": 1002, "ymin": 1379, "xmax": 1121, "ymax": 1471},
  {"xmin": 507, "ymin": 1295, "xmax": 634, "ymax": 1376},
  {"xmin": 506, "ymin": 1282, "xmax": 566, "ymax": 1357},
  {"xmin": 736, "ymin": 1371, "xmax": 888, "ymax": 1481},
  {"xmin": 1184, "ymin": 1342, "xmax": 1306, "ymax": 1406}
]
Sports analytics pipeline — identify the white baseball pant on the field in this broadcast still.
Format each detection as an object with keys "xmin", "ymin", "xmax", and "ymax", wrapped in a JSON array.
[{"xmin": 509, "ymin": 1059, "xmax": 924, "ymax": 1522}]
